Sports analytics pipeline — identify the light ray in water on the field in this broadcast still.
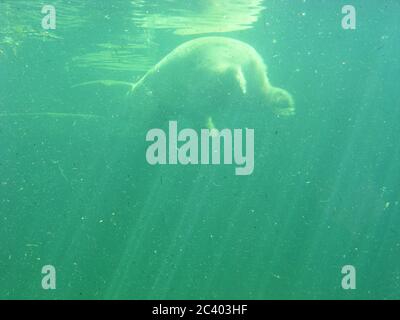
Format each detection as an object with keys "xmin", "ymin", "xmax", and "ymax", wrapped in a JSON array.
[
  {"xmin": 71, "ymin": 80, "xmax": 134, "ymax": 89},
  {"xmin": 0, "ymin": 113, "xmax": 103, "ymax": 119}
]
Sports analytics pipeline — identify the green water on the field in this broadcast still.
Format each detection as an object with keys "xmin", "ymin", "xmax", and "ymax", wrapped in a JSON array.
[{"xmin": 0, "ymin": 0, "xmax": 399, "ymax": 300}]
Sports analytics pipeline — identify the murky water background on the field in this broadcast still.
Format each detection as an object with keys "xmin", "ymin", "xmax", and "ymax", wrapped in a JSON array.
[{"xmin": 0, "ymin": 0, "xmax": 399, "ymax": 299}]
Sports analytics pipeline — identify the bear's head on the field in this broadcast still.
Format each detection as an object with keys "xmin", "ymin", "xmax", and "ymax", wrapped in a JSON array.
[{"xmin": 265, "ymin": 86, "xmax": 295, "ymax": 117}]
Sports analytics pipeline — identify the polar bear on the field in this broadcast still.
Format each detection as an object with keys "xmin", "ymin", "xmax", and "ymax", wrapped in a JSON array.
[{"xmin": 73, "ymin": 37, "xmax": 295, "ymax": 130}]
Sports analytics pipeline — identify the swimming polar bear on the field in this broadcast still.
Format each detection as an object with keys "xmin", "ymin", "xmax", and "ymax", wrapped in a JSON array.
[{"xmin": 74, "ymin": 37, "xmax": 295, "ymax": 130}]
